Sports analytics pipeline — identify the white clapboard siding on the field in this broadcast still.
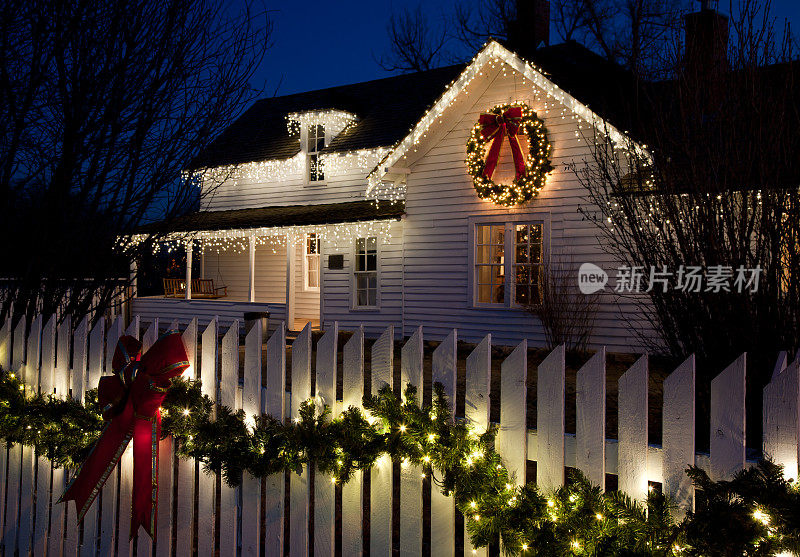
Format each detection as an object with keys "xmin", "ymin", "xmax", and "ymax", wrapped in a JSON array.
[
  {"xmin": 431, "ymin": 330, "xmax": 457, "ymax": 556},
  {"xmin": 763, "ymin": 358, "xmax": 800, "ymax": 481},
  {"xmin": 536, "ymin": 343, "xmax": 563, "ymax": 490},
  {"xmin": 290, "ymin": 323, "xmax": 312, "ymax": 557},
  {"xmin": 617, "ymin": 355, "xmax": 649, "ymax": 501},
  {"xmin": 341, "ymin": 326, "xmax": 364, "ymax": 556},
  {"xmin": 464, "ymin": 334, "xmax": 491, "ymax": 557},
  {"xmin": 314, "ymin": 323, "xmax": 337, "ymax": 557},
  {"xmin": 175, "ymin": 318, "xmax": 198, "ymax": 557},
  {"xmin": 197, "ymin": 317, "xmax": 217, "ymax": 557},
  {"xmin": 98, "ymin": 316, "xmax": 122, "ymax": 557},
  {"xmin": 400, "ymin": 326, "xmax": 423, "ymax": 557},
  {"xmin": 576, "ymin": 348, "xmax": 606, "ymax": 489},
  {"xmin": 264, "ymin": 324, "xmax": 286, "ymax": 554},
  {"xmin": 663, "ymin": 355, "xmax": 696, "ymax": 519},
  {"xmin": 710, "ymin": 354, "xmax": 747, "ymax": 481},
  {"xmin": 33, "ymin": 315, "xmax": 56, "ymax": 556},
  {"xmin": 219, "ymin": 321, "xmax": 239, "ymax": 557},
  {"xmin": 369, "ymin": 326, "xmax": 393, "ymax": 557},
  {"xmin": 241, "ymin": 319, "xmax": 263, "ymax": 556}
]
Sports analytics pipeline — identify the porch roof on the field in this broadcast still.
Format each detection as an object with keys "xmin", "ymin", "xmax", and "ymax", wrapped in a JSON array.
[{"xmin": 142, "ymin": 200, "xmax": 404, "ymax": 233}]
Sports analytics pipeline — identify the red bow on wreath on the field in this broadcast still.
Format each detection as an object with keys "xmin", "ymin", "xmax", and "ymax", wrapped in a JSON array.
[
  {"xmin": 479, "ymin": 106, "xmax": 526, "ymax": 180},
  {"xmin": 60, "ymin": 331, "xmax": 188, "ymax": 539}
]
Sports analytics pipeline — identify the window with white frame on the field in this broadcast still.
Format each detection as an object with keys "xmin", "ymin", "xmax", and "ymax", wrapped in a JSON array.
[
  {"xmin": 474, "ymin": 223, "xmax": 543, "ymax": 306},
  {"xmin": 354, "ymin": 237, "xmax": 378, "ymax": 307},
  {"xmin": 307, "ymin": 124, "xmax": 325, "ymax": 182},
  {"xmin": 304, "ymin": 233, "xmax": 320, "ymax": 290}
]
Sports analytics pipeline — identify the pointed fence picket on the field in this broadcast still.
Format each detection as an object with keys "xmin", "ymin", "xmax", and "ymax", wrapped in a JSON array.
[{"xmin": 0, "ymin": 312, "xmax": 797, "ymax": 557}]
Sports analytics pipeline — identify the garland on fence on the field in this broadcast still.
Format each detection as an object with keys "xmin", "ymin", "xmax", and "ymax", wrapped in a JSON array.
[{"xmin": 0, "ymin": 369, "xmax": 799, "ymax": 556}]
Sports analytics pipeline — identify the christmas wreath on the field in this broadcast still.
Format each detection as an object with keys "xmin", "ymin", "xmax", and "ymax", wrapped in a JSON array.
[{"xmin": 466, "ymin": 103, "xmax": 553, "ymax": 206}]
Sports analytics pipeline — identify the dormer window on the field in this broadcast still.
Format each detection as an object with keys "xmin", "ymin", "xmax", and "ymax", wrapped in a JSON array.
[{"xmin": 307, "ymin": 124, "xmax": 325, "ymax": 183}]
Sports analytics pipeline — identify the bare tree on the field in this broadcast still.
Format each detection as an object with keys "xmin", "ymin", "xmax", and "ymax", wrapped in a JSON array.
[
  {"xmin": 527, "ymin": 256, "xmax": 599, "ymax": 353},
  {"xmin": 0, "ymin": 0, "xmax": 271, "ymax": 325},
  {"xmin": 376, "ymin": 4, "xmax": 449, "ymax": 72},
  {"xmin": 576, "ymin": 0, "xmax": 800, "ymax": 374}
]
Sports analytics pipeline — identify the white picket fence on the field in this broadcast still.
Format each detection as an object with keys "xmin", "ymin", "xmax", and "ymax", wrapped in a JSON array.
[{"xmin": 0, "ymin": 312, "xmax": 797, "ymax": 556}]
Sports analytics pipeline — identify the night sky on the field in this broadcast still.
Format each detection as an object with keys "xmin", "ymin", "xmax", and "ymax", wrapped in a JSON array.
[{"xmin": 251, "ymin": 0, "xmax": 800, "ymax": 97}]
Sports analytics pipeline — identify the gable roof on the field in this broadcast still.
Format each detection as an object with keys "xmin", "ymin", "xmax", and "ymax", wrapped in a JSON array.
[
  {"xmin": 367, "ymin": 40, "xmax": 646, "ymax": 194},
  {"xmin": 190, "ymin": 41, "xmax": 643, "ymax": 172},
  {"xmin": 189, "ymin": 65, "xmax": 465, "ymax": 170},
  {"xmin": 138, "ymin": 200, "xmax": 405, "ymax": 233}
]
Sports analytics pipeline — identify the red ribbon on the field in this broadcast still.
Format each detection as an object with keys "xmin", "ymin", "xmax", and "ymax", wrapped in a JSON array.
[
  {"xmin": 60, "ymin": 331, "xmax": 189, "ymax": 539},
  {"xmin": 478, "ymin": 106, "xmax": 526, "ymax": 180}
]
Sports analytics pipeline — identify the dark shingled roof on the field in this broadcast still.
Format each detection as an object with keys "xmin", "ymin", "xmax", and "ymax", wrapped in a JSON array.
[
  {"xmin": 189, "ymin": 41, "xmax": 642, "ymax": 170},
  {"xmin": 141, "ymin": 201, "xmax": 404, "ymax": 233}
]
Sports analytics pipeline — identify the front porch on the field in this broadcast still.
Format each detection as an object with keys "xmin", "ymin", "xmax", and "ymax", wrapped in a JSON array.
[{"xmin": 130, "ymin": 200, "xmax": 404, "ymax": 334}]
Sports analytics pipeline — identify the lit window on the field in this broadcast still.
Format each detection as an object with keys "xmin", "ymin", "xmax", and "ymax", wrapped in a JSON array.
[
  {"xmin": 475, "ymin": 225, "xmax": 505, "ymax": 304},
  {"xmin": 475, "ymin": 223, "xmax": 543, "ymax": 306},
  {"xmin": 308, "ymin": 124, "xmax": 325, "ymax": 182},
  {"xmin": 304, "ymin": 234, "xmax": 320, "ymax": 290},
  {"xmin": 513, "ymin": 224, "xmax": 543, "ymax": 305},
  {"xmin": 354, "ymin": 237, "xmax": 377, "ymax": 307}
]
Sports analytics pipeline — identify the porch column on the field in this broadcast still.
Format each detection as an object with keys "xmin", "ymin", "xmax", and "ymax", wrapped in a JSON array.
[
  {"xmin": 129, "ymin": 259, "xmax": 138, "ymax": 299},
  {"xmin": 185, "ymin": 239, "xmax": 193, "ymax": 300},
  {"xmin": 248, "ymin": 235, "xmax": 256, "ymax": 302},
  {"xmin": 285, "ymin": 234, "xmax": 296, "ymax": 329}
]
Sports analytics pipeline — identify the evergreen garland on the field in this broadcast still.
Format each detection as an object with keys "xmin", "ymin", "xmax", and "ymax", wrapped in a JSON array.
[{"xmin": 1, "ymin": 370, "xmax": 799, "ymax": 556}]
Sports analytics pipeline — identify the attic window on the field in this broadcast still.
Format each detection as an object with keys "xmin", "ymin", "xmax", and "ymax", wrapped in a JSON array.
[{"xmin": 308, "ymin": 124, "xmax": 325, "ymax": 182}]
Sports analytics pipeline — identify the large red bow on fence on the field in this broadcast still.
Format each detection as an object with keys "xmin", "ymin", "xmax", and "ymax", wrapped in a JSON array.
[
  {"xmin": 479, "ymin": 106, "xmax": 526, "ymax": 180},
  {"xmin": 60, "ymin": 331, "xmax": 188, "ymax": 539}
]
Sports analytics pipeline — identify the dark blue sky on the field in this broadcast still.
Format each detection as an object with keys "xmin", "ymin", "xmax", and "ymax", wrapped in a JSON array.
[{"xmin": 253, "ymin": 0, "xmax": 800, "ymax": 97}]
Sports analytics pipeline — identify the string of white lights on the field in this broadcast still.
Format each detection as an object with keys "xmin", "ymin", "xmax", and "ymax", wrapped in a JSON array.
[
  {"xmin": 130, "ymin": 219, "xmax": 398, "ymax": 255},
  {"xmin": 366, "ymin": 40, "xmax": 649, "ymax": 202},
  {"xmin": 286, "ymin": 109, "xmax": 358, "ymax": 137}
]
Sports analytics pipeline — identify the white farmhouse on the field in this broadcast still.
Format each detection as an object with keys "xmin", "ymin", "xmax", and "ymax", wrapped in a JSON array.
[{"xmin": 132, "ymin": 39, "xmax": 647, "ymax": 350}]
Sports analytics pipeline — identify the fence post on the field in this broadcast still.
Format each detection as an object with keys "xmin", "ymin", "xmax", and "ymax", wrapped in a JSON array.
[
  {"xmin": 197, "ymin": 317, "xmax": 217, "ymax": 557},
  {"xmin": 535, "ymin": 344, "xmax": 563, "ymax": 491},
  {"xmin": 264, "ymin": 323, "xmax": 286, "ymax": 553},
  {"xmin": 617, "ymin": 355, "xmax": 649, "ymax": 501},
  {"xmin": 241, "ymin": 318, "xmax": 262, "ymax": 556},
  {"xmin": 98, "ymin": 316, "xmax": 122, "ymax": 557},
  {"xmin": 431, "ymin": 330, "xmax": 457, "ymax": 556},
  {"xmin": 763, "ymin": 356, "xmax": 799, "ymax": 481},
  {"xmin": 370, "ymin": 325, "xmax": 394, "ymax": 557},
  {"xmin": 314, "ymin": 323, "xmax": 338, "ymax": 557},
  {"xmin": 576, "ymin": 348, "xmax": 606, "ymax": 489},
  {"xmin": 710, "ymin": 354, "xmax": 746, "ymax": 480},
  {"xmin": 219, "ymin": 321, "xmax": 239, "ymax": 557},
  {"xmin": 464, "ymin": 334, "xmax": 491, "ymax": 557},
  {"xmin": 50, "ymin": 315, "xmax": 72, "ymax": 556},
  {"xmin": 289, "ymin": 323, "xmax": 312, "ymax": 557},
  {"xmin": 175, "ymin": 318, "xmax": 198, "ymax": 557},
  {"xmin": 663, "ymin": 355, "xmax": 696, "ymax": 519},
  {"xmin": 341, "ymin": 326, "xmax": 363, "ymax": 556},
  {"xmin": 399, "ymin": 326, "xmax": 423, "ymax": 557},
  {"xmin": 64, "ymin": 317, "xmax": 89, "ymax": 555},
  {"xmin": 33, "ymin": 315, "xmax": 56, "ymax": 556},
  {"xmin": 17, "ymin": 315, "xmax": 42, "ymax": 556}
]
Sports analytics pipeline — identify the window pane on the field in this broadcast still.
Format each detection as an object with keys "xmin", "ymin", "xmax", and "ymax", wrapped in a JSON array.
[
  {"xmin": 368, "ymin": 289, "xmax": 377, "ymax": 306},
  {"xmin": 477, "ymin": 265, "xmax": 491, "ymax": 285},
  {"xmin": 356, "ymin": 238, "xmax": 365, "ymax": 253},
  {"xmin": 357, "ymin": 289, "xmax": 368, "ymax": 306},
  {"xmin": 515, "ymin": 244, "xmax": 528, "ymax": 263},
  {"xmin": 366, "ymin": 237, "xmax": 377, "ymax": 251},
  {"xmin": 516, "ymin": 284, "xmax": 531, "ymax": 305},
  {"xmin": 516, "ymin": 265, "xmax": 530, "ymax": 284},
  {"xmin": 516, "ymin": 225, "xmax": 529, "ymax": 244},
  {"xmin": 366, "ymin": 253, "xmax": 377, "ymax": 271},
  {"xmin": 492, "ymin": 284, "xmax": 505, "ymax": 304},
  {"xmin": 368, "ymin": 275, "xmax": 377, "ymax": 290}
]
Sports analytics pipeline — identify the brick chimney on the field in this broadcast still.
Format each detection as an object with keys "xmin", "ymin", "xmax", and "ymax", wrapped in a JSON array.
[
  {"xmin": 508, "ymin": 0, "xmax": 550, "ymax": 59},
  {"xmin": 684, "ymin": 0, "xmax": 729, "ymax": 78}
]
